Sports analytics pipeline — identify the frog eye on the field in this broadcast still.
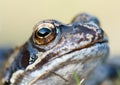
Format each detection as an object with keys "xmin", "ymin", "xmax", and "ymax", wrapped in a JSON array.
[
  {"xmin": 33, "ymin": 23, "xmax": 56, "ymax": 45},
  {"xmin": 36, "ymin": 27, "xmax": 51, "ymax": 38}
]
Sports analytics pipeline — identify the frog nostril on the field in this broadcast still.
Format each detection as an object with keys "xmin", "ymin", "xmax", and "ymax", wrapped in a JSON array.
[{"xmin": 37, "ymin": 28, "xmax": 51, "ymax": 38}]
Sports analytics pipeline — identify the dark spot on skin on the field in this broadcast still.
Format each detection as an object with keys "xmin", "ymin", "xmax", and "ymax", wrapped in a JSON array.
[{"xmin": 21, "ymin": 49, "xmax": 30, "ymax": 68}]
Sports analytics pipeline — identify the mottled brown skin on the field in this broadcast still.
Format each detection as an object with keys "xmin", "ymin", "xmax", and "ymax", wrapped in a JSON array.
[{"xmin": 3, "ymin": 14, "xmax": 109, "ymax": 85}]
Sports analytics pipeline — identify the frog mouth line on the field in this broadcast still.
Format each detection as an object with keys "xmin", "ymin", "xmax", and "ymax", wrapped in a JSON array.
[
  {"xmin": 44, "ymin": 39, "xmax": 108, "ymax": 66},
  {"xmin": 62, "ymin": 40, "xmax": 108, "ymax": 57}
]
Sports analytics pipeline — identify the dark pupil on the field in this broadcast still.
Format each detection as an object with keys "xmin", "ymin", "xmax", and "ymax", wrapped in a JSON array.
[{"xmin": 37, "ymin": 28, "xmax": 51, "ymax": 37}]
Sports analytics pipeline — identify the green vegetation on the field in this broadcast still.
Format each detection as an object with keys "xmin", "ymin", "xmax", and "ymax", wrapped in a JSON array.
[{"xmin": 73, "ymin": 71, "xmax": 80, "ymax": 85}]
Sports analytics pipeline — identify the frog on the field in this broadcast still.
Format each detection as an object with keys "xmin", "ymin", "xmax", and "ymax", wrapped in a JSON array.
[{"xmin": 2, "ymin": 13, "xmax": 109, "ymax": 85}]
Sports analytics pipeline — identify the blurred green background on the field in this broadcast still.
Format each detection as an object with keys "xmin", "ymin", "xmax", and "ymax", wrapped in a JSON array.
[{"xmin": 0, "ymin": 0, "xmax": 120, "ymax": 56}]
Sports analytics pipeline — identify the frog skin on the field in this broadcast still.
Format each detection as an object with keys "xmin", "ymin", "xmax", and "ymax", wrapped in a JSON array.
[
  {"xmin": 71, "ymin": 13, "xmax": 100, "ymax": 26},
  {"xmin": 3, "ymin": 14, "xmax": 109, "ymax": 85},
  {"xmin": 72, "ymin": 13, "xmax": 118, "ymax": 85}
]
